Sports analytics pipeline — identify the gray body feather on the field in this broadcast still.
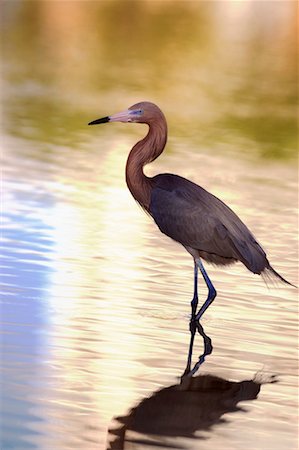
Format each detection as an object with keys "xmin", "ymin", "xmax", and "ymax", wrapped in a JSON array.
[{"xmin": 150, "ymin": 173, "xmax": 269, "ymax": 274}]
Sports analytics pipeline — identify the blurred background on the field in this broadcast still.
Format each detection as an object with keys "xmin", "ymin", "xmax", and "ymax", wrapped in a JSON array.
[{"xmin": 1, "ymin": 1, "xmax": 298, "ymax": 449}]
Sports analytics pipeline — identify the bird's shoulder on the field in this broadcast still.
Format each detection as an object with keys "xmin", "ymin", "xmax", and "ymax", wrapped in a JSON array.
[
  {"xmin": 151, "ymin": 173, "xmax": 212, "ymax": 205},
  {"xmin": 150, "ymin": 173, "xmax": 228, "ymax": 215}
]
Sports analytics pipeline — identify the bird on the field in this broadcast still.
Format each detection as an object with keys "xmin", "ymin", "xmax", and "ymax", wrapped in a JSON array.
[{"xmin": 88, "ymin": 101, "xmax": 294, "ymax": 376}]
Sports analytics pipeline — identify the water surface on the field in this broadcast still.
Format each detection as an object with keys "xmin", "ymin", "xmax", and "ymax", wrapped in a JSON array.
[{"xmin": 1, "ymin": 2, "xmax": 298, "ymax": 449}]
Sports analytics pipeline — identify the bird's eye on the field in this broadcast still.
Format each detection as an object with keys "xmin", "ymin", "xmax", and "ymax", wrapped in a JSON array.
[{"xmin": 130, "ymin": 109, "xmax": 143, "ymax": 116}]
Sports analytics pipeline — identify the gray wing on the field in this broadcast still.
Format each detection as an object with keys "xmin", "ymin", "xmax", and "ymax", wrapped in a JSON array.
[{"xmin": 150, "ymin": 174, "xmax": 268, "ymax": 274}]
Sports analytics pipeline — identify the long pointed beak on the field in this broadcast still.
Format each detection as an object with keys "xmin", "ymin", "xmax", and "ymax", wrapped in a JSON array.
[
  {"xmin": 88, "ymin": 116, "xmax": 110, "ymax": 125},
  {"xmin": 88, "ymin": 109, "xmax": 131, "ymax": 125}
]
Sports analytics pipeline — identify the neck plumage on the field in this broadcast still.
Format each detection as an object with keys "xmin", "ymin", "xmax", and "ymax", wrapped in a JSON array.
[{"xmin": 126, "ymin": 117, "xmax": 167, "ymax": 211}]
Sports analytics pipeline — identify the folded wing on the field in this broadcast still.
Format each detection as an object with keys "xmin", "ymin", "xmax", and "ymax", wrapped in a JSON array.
[{"xmin": 150, "ymin": 174, "xmax": 268, "ymax": 274}]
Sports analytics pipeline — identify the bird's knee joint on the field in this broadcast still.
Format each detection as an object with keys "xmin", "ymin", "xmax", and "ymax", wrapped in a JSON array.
[
  {"xmin": 209, "ymin": 288, "xmax": 217, "ymax": 301},
  {"xmin": 191, "ymin": 296, "xmax": 198, "ymax": 308}
]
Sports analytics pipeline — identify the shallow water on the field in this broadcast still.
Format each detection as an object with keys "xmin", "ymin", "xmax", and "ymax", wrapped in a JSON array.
[{"xmin": 1, "ymin": 2, "xmax": 298, "ymax": 450}]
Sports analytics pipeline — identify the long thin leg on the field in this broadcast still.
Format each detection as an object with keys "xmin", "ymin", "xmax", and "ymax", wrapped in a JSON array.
[
  {"xmin": 183, "ymin": 259, "xmax": 198, "ymax": 375},
  {"xmin": 195, "ymin": 258, "xmax": 217, "ymax": 321},
  {"xmin": 183, "ymin": 258, "xmax": 216, "ymax": 378},
  {"xmin": 185, "ymin": 259, "xmax": 216, "ymax": 376}
]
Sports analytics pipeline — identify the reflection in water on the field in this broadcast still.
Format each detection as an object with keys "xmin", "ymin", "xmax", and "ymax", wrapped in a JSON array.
[
  {"xmin": 1, "ymin": 192, "xmax": 55, "ymax": 450},
  {"xmin": 187, "ymin": 321, "xmax": 213, "ymax": 377},
  {"xmin": 107, "ymin": 372, "xmax": 277, "ymax": 450}
]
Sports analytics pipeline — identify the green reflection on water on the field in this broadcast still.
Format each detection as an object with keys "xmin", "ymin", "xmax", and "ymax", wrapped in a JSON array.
[
  {"xmin": 221, "ymin": 114, "xmax": 297, "ymax": 159},
  {"xmin": 4, "ymin": 95, "xmax": 91, "ymax": 147},
  {"xmin": 1, "ymin": 0, "xmax": 297, "ymax": 159}
]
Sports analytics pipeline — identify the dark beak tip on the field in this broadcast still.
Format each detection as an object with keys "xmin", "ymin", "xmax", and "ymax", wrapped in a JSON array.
[{"xmin": 88, "ymin": 116, "xmax": 110, "ymax": 125}]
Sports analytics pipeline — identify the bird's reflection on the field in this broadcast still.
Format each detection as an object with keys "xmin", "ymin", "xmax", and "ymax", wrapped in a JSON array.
[
  {"xmin": 107, "ymin": 322, "xmax": 277, "ymax": 450},
  {"xmin": 185, "ymin": 320, "xmax": 213, "ymax": 377},
  {"xmin": 107, "ymin": 374, "xmax": 277, "ymax": 450}
]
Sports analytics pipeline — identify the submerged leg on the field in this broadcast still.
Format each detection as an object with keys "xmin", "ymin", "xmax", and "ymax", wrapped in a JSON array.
[{"xmin": 183, "ymin": 259, "xmax": 198, "ymax": 376}]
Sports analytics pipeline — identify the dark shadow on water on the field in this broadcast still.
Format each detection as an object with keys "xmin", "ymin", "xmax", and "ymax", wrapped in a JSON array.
[
  {"xmin": 107, "ymin": 370, "xmax": 277, "ymax": 450},
  {"xmin": 107, "ymin": 319, "xmax": 278, "ymax": 449}
]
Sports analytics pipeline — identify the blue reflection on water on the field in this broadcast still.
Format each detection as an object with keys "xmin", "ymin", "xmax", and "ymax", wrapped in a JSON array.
[{"xmin": 1, "ymin": 190, "xmax": 55, "ymax": 449}]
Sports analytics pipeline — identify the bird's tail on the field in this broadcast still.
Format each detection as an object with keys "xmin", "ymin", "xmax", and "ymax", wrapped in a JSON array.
[{"xmin": 262, "ymin": 265, "xmax": 297, "ymax": 288}]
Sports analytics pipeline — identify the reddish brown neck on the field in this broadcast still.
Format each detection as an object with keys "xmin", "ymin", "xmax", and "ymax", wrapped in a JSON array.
[{"xmin": 125, "ymin": 117, "xmax": 167, "ymax": 211}]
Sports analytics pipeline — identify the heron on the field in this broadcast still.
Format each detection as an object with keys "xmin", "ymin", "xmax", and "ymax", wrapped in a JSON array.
[{"xmin": 89, "ymin": 101, "xmax": 293, "ymax": 376}]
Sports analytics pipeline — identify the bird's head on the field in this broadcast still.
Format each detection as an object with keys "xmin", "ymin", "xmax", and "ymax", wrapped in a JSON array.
[{"xmin": 88, "ymin": 101, "xmax": 165, "ymax": 126}]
